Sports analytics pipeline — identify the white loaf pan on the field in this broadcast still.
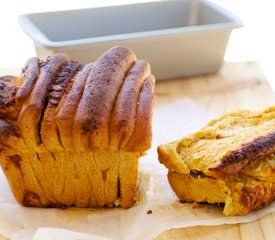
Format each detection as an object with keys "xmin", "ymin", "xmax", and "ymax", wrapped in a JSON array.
[{"xmin": 18, "ymin": 0, "xmax": 242, "ymax": 80}]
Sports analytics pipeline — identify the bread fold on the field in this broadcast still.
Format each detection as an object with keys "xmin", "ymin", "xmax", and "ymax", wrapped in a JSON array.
[
  {"xmin": 110, "ymin": 60, "xmax": 151, "ymax": 151},
  {"xmin": 0, "ymin": 46, "xmax": 155, "ymax": 208},
  {"xmin": 73, "ymin": 46, "xmax": 136, "ymax": 151},
  {"xmin": 126, "ymin": 75, "xmax": 155, "ymax": 152},
  {"xmin": 41, "ymin": 61, "xmax": 81, "ymax": 152},
  {"xmin": 18, "ymin": 54, "xmax": 70, "ymax": 151},
  {"xmin": 15, "ymin": 57, "xmax": 39, "ymax": 105},
  {"xmin": 56, "ymin": 63, "xmax": 92, "ymax": 151}
]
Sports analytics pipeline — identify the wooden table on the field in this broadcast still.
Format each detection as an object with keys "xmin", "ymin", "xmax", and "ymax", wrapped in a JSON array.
[{"xmin": 0, "ymin": 62, "xmax": 274, "ymax": 240}]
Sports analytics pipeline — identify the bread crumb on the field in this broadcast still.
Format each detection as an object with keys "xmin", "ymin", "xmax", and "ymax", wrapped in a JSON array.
[
  {"xmin": 192, "ymin": 202, "xmax": 201, "ymax": 209},
  {"xmin": 147, "ymin": 209, "xmax": 153, "ymax": 214}
]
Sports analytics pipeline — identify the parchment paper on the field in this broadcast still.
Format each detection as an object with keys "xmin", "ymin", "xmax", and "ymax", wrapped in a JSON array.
[{"xmin": 0, "ymin": 98, "xmax": 274, "ymax": 240}]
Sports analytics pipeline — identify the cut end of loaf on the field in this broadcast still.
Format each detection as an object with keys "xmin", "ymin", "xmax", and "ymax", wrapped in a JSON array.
[{"xmin": 1, "ymin": 151, "xmax": 140, "ymax": 208}]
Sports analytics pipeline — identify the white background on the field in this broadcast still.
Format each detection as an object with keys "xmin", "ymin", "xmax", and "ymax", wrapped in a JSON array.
[{"xmin": 0, "ymin": 0, "xmax": 274, "ymax": 88}]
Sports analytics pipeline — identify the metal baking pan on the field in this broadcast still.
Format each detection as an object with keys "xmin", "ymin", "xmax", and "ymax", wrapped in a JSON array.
[{"xmin": 18, "ymin": 0, "xmax": 242, "ymax": 80}]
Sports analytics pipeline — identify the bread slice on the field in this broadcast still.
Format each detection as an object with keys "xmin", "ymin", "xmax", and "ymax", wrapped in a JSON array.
[
  {"xmin": 158, "ymin": 107, "xmax": 275, "ymax": 215},
  {"xmin": 0, "ymin": 46, "xmax": 155, "ymax": 208}
]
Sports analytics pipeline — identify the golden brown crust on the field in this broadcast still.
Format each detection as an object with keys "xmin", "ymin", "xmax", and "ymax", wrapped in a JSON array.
[
  {"xmin": 109, "ymin": 60, "xmax": 151, "ymax": 151},
  {"xmin": 73, "ymin": 46, "xmax": 136, "ymax": 151},
  {"xmin": 126, "ymin": 74, "xmax": 155, "ymax": 152},
  {"xmin": 209, "ymin": 131, "xmax": 275, "ymax": 178},
  {"xmin": 15, "ymin": 57, "xmax": 39, "ymax": 105},
  {"xmin": 41, "ymin": 61, "xmax": 81, "ymax": 152},
  {"xmin": 0, "ymin": 76, "xmax": 20, "ymax": 120},
  {"xmin": 1, "ymin": 48, "xmax": 154, "ymax": 154},
  {"xmin": 56, "ymin": 63, "xmax": 92, "ymax": 151},
  {"xmin": 18, "ymin": 54, "xmax": 70, "ymax": 151}
]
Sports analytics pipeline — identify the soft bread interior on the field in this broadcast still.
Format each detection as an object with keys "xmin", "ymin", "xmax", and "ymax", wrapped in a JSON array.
[
  {"xmin": 168, "ymin": 159, "xmax": 275, "ymax": 216},
  {"xmin": 158, "ymin": 107, "xmax": 275, "ymax": 215}
]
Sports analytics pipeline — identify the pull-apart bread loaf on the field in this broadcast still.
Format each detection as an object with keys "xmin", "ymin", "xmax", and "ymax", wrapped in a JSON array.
[
  {"xmin": 0, "ymin": 46, "xmax": 155, "ymax": 208},
  {"xmin": 158, "ymin": 107, "xmax": 275, "ymax": 215}
]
